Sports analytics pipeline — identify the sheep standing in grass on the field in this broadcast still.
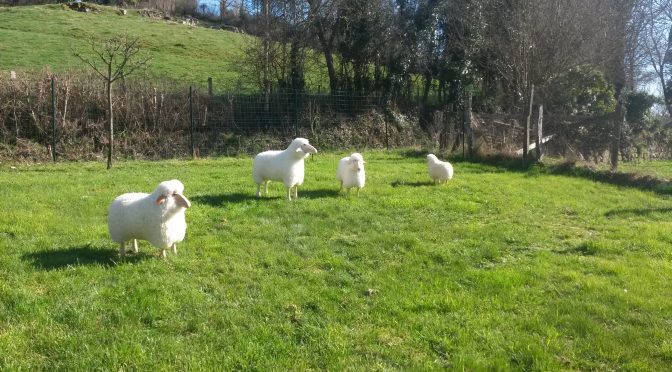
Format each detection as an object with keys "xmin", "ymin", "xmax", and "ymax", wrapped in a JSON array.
[
  {"xmin": 108, "ymin": 179, "xmax": 191, "ymax": 258},
  {"xmin": 427, "ymin": 154, "xmax": 453, "ymax": 184},
  {"xmin": 336, "ymin": 152, "xmax": 365, "ymax": 195},
  {"xmin": 253, "ymin": 138, "xmax": 318, "ymax": 200}
]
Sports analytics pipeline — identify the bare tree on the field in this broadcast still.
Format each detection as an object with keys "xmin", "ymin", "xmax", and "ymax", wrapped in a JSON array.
[
  {"xmin": 73, "ymin": 35, "xmax": 150, "ymax": 169},
  {"xmin": 636, "ymin": 0, "xmax": 672, "ymax": 115}
]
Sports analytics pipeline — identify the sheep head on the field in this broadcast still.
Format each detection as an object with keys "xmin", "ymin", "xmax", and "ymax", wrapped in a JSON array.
[
  {"xmin": 288, "ymin": 137, "xmax": 318, "ymax": 158},
  {"xmin": 349, "ymin": 153, "xmax": 365, "ymax": 172},
  {"xmin": 153, "ymin": 180, "xmax": 191, "ymax": 209},
  {"xmin": 426, "ymin": 154, "xmax": 439, "ymax": 164}
]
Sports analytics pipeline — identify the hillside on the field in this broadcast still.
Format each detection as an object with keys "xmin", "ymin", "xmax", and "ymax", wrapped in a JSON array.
[{"xmin": 0, "ymin": 4, "xmax": 272, "ymax": 89}]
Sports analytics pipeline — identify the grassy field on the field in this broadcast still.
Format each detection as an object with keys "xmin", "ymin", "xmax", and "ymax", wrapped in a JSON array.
[
  {"xmin": 0, "ymin": 4, "xmax": 324, "ymax": 89},
  {"xmin": 1, "ymin": 151, "xmax": 672, "ymax": 369}
]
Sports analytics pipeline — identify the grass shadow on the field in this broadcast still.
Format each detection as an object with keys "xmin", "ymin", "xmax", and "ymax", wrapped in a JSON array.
[
  {"xmin": 22, "ymin": 244, "xmax": 149, "ymax": 270},
  {"xmin": 547, "ymin": 161, "xmax": 672, "ymax": 196},
  {"xmin": 191, "ymin": 193, "xmax": 261, "ymax": 206},
  {"xmin": 300, "ymin": 188, "xmax": 340, "ymax": 199},
  {"xmin": 605, "ymin": 207, "xmax": 672, "ymax": 217},
  {"xmin": 391, "ymin": 180, "xmax": 435, "ymax": 188},
  {"xmin": 456, "ymin": 152, "xmax": 672, "ymax": 195},
  {"xmin": 400, "ymin": 149, "xmax": 431, "ymax": 159}
]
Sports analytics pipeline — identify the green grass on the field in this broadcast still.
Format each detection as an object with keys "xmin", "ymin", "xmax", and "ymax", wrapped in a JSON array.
[
  {"xmin": 0, "ymin": 5, "xmax": 325, "ymax": 90},
  {"xmin": 1, "ymin": 151, "xmax": 672, "ymax": 369}
]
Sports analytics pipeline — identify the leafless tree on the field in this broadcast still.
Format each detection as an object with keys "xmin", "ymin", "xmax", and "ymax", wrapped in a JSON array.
[
  {"xmin": 73, "ymin": 35, "xmax": 150, "ymax": 169},
  {"xmin": 636, "ymin": 0, "xmax": 672, "ymax": 115}
]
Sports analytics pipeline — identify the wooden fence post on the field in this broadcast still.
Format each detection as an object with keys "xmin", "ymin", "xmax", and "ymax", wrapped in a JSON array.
[
  {"xmin": 523, "ymin": 84, "xmax": 534, "ymax": 165},
  {"xmin": 464, "ymin": 91, "xmax": 473, "ymax": 158},
  {"xmin": 536, "ymin": 104, "xmax": 544, "ymax": 161},
  {"xmin": 189, "ymin": 86, "xmax": 195, "ymax": 159},
  {"xmin": 51, "ymin": 76, "xmax": 57, "ymax": 162}
]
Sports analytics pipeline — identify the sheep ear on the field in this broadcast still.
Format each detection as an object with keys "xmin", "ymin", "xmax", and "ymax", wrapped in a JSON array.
[
  {"xmin": 295, "ymin": 147, "xmax": 304, "ymax": 153},
  {"xmin": 156, "ymin": 195, "xmax": 167, "ymax": 205},
  {"xmin": 174, "ymin": 193, "xmax": 191, "ymax": 208}
]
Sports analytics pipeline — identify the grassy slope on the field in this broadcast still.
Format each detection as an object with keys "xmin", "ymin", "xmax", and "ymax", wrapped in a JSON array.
[
  {"xmin": 0, "ymin": 5, "xmax": 324, "ymax": 90},
  {"xmin": 1, "ymin": 151, "xmax": 671, "ymax": 369}
]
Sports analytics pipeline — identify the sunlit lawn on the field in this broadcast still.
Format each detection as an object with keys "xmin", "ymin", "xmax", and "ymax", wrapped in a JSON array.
[{"xmin": 1, "ymin": 150, "xmax": 671, "ymax": 369}]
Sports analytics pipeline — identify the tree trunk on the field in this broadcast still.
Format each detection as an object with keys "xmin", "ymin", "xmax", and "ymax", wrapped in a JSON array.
[
  {"xmin": 423, "ymin": 71, "xmax": 432, "ymax": 104},
  {"xmin": 661, "ymin": 24, "xmax": 672, "ymax": 116},
  {"xmin": 263, "ymin": 0, "xmax": 270, "ymax": 111},
  {"xmin": 611, "ymin": 92, "xmax": 625, "ymax": 171},
  {"xmin": 107, "ymin": 80, "xmax": 113, "ymax": 170},
  {"xmin": 320, "ymin": 38, "xmax": 338, "ymax": 94}
]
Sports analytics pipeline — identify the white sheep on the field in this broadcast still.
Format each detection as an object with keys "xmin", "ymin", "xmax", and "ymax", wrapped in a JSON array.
[
  {"xmin": 427, "ymin": 154, "xmax": 453, "ymax": 184},
  {"xmin": 336, "ymin": 152, "xmax": 366, "ymax": 195},
  {"xmin": 108, "ymin": 179, "xmax": 191, "ymax": 258},
  {"xmin": 252, "ymin": 137, "xmax": 318, "ymax": 200}
]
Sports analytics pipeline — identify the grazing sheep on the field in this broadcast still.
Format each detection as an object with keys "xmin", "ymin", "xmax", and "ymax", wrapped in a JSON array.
[
  {"xmin": 252, "ymin": 137, "xmax": 318, "ymax": 200},
  {"xmin": 336, "ymin": 152, "xmax": 366, "ymax": 195},
  {"xmin": 427, "ymin": 154, "xmax": 453, "ymax": 184},
  {"xmin": 108, "ymin": 179, "xmax": 191, "ymax": 258}
]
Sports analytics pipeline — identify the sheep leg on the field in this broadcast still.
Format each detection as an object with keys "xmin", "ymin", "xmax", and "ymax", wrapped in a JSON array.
[
  {"xmin": 256, "ymin": 183, "xmax": 262, "ymax": 198},
  {"xmin": 356, "ymin": 187, "xmax": 360, "ymax": 196},
  {"xmin": 132, "ymin": 239, "xmax": 139, "ymax": 253},
  {"xmin": 287, "ymin": 187, "xmax": 292, "ymax": 201},
  {"xmin": 264, "ymin": 181, "xmax": 269, "ymax": 195},
  {"xmin": 293, "ymin": 186, "xmax": 298, "ymax": 199},
  {"xmin": 171, "ymin": 243, "xmax": 177, "ymax": 254},
  {"xmin": 161, "ymin": 249, "xmax": 167, "ymax": 258},
  {"xmin": 119, "ymin": 242, "xmax": 126, "ymax": 257}
]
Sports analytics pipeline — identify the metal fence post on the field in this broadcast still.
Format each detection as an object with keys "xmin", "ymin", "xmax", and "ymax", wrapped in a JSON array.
[
  {"xmin": 51, "ymin": 76, "xmax": 57, "ymax": 162},
  {"xmin": 189, "ymin": 86, "xmax": 195, "ymax": 159}
]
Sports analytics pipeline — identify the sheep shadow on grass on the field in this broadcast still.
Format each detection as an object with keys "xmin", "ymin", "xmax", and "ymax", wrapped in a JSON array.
[
  {"xmin": 300, "ymin": 188, "xmax": 340, "ymax": 199},
  {"xmin": 191, "ymin": 193, "xmax": 261, "ymax": 206},
  {"xmin": 22, "ymin": 244, "xmax": 149, "ymax": 270},
  {"xmin": 391, "ymin": 180, "xmax": 435, "ymax": 188}
]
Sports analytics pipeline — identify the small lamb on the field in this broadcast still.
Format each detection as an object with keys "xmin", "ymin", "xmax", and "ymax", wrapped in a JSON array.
[
  {"xmin": 252, "ymin": 137, "xmax": 318, "ymax": 200},
  {"xmin": 427, "ymin": 154, "xmax": 453, "ymax": 184},
  {"xmin": 108, "ymin": 179, "xmax": 191, "ymax": 258},
  {"xmin": 336, "ymin": 152, "xmax": 366, "ymax": 195}
]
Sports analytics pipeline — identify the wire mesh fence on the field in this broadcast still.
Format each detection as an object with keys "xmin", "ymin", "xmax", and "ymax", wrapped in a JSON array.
[
  {"xmin": 3, "ymin": 72, "xmax": 668, "ymax": 163},
  {"xmin": 0, "ymin": 73, "xmax": 422, "ymax": 161}
]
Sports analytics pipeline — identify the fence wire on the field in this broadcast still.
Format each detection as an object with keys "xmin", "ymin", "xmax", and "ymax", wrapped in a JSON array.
[{"xmin": 2, "ymin": 74, "xmax": 669, "ymax": 163}]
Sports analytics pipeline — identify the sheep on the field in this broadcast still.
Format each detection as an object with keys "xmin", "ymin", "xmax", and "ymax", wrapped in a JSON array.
[
  {"xmin": 427, "ymin": 154, "xmax": 453, "ymax": 184},
  {"xmin": 252, "ymin": 137, "xmax": 318, "ymax": 200},
  {"xmin": 108, "ymin": 179, "xmax": 191, "ymax": 258},
  {"xmin": 336, "ymin": 152, "xmax": 366, "ymax": 195}
]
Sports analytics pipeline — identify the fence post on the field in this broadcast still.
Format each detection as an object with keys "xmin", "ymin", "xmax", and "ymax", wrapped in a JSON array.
[
  {"xmin": 189, "ymin": 86, "xmax": 195, "ymax": 159},
  {"xmin": 208, "ymin": 77, "xmax": 213, "ymax": 96},
  {"xmin": 523, "ymin": 84, "xmax": 534, "ymax": 165},
  {"xmin": 464, "ymin": 91, "xmax": 473, "ymax": 158},
  {"xmin": 294, "ymin": 90, "xmax": 299, "ymax": 138},
  {"xmin": 51, "ymin": 76, "xmax": 57, "ymax": 162},
  {"xmin": 385, "ymin": 119, "xmax": 389, "ymax": 150},
  {"xmin": 536, "ymin": 104, "xmax": 544, "ymax": 161}
]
